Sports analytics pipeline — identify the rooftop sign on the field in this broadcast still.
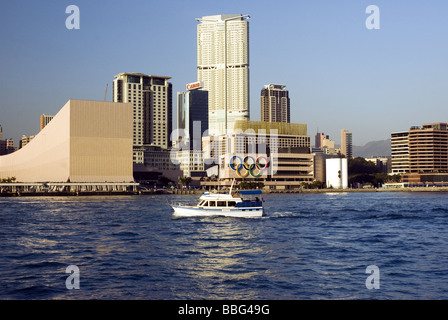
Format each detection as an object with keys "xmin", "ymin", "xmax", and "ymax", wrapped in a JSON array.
[{"xmin": 186, "ymin": 81, "xmax": 202, "ymax": 91}]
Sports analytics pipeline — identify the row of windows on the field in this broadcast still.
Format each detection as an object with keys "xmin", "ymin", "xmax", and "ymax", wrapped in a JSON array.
[{"xmin": 127, "ymin": 83, "xmax": 167, "ymax": 91}]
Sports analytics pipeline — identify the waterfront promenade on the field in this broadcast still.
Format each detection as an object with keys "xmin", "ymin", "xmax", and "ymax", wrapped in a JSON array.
[{"xmin": 1, "ymin": 185, "xmax": 448, "ymax": 196}]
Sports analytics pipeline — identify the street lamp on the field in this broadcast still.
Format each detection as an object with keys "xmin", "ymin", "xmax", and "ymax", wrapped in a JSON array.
[{"xmin": 196, "ymin": 14, "xmax": 250, "ymax": 136}]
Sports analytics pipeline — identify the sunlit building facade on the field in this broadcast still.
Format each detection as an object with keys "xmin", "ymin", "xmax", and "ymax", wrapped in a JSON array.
[
  {"xmin": 0, "ymin": 100, "xmax": 134, "ymax": 183},
  {"xmin": 113, "ymin": 72, "xmax": 173, "ymax": 163}
]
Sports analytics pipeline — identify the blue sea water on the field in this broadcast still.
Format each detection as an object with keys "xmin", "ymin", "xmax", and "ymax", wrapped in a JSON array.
[{"xmin": 1, "ymin": 191, "xmax": 448, "ymax": 300}]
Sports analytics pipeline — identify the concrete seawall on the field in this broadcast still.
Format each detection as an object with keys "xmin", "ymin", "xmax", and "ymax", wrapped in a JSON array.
[{"xmin": 2, "ymin": 187, "xmax": 448, "ymax": 197}]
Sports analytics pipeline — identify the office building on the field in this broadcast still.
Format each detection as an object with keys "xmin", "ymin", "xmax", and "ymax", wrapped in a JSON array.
[
  {"xmin": 175, "ymin": 83, "xmax": 209, "ymax": 177},
  {"xmin": 408, "ymin": 123, "xmax": 448, "ymax": 173},
  {"xmin": 261, "ymin": 84, "xmax": 290, "ymax": 123},
  {"xmin": 40, "ymin": 114, "xmax": 54, "ymax": 131},
  {"xmin": 113, "ymin": 72, "xmax": 173, "ymax": 162},
  {"xmin": 390, "ymin": 131, "xmax": 409, "ymax": 174},
  {"xmin": 0, "ymin": 139, "xmax": 15, "ymax": 155},
  {"xmin": 133, "ymin": 146, "xmax": 182, "ymax": 184},
  {"xmin": 176, "ymin": 83, "xmax": 209, "ymax": 150},
  {"xmin": 314, "ymin": 132, "xmax": 337, "ymax": 155},
  {"xmin": 391, "ymin": 123, "xmax": 448, "ymax": 185},
  {"xmin": 201, "ymin": 120, "xmax": 314, "ymax": 189},
  {"xmin": 196, "ymin": 14, "xmax": 250, "ymax": 136},
  {"xmin": 315, "ymin": 132, "xmax": 327, "ymax": 148},
  {"xmin": 340, "ymin": 129, "xmax": 353, "ymax": 158}
]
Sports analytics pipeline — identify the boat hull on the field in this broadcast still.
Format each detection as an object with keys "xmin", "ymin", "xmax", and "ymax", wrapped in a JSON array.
[{"xmin": 172, "ymin": 205, "xmax": 264, "ymax": 218}]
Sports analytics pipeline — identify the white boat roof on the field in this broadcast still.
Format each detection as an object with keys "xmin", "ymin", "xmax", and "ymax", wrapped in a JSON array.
[{"xmin": 199, "ymin": 192, "xmax": 240, "ymax": 200}]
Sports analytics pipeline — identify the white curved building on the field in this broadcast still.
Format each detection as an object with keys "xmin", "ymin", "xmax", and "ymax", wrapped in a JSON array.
[
  {"xmin": 326, "ymin": 158, "xmax": 348, "ymax": 189},
  {"xmin": 0, "ymin": 100, "xmax": 134, "ymax": 183}
]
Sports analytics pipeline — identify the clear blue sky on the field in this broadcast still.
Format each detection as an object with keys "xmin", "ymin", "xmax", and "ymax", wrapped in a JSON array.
[{"xmin": 1, "ymin": 0, "xmax": 447, "ymax": 146}]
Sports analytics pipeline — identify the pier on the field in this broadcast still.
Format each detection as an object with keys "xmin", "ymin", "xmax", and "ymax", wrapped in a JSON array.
[{"xmin": 0, "ymin": 182, "xmax": 139, "ymax": 197}]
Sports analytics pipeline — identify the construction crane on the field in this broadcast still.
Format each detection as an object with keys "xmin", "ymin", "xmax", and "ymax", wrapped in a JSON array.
[{"xmin": 104, "ymin": 83, "xmax": 108, "ymax": 101}]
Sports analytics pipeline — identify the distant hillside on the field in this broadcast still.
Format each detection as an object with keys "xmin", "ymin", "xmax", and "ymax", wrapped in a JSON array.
[{"xmin": 353, "ymin": 139, "xmax": 391, "ymax": 158}]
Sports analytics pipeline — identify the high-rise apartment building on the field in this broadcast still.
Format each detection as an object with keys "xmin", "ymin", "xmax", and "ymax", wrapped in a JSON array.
[
  {"xmin": 391, "ymin": 131, "xmax": 409, "ymax": 174},
  {"xmin": 196, "ymin": 14, "xmax": 250, "ymax": 136},
  {"xmin": 113, "ymin": 72, "xmax": 172, "ymax": 163},
  {"xmin": 261, "ymin": 84, "xmax": 290, "ymax": 123},
  {"xmin": 40, "ymin": 114, "xmax": 54, "ymax": 131},
  {"xmin": 340, "ymin": 129, "xmax": 353, "ymax": 158}
]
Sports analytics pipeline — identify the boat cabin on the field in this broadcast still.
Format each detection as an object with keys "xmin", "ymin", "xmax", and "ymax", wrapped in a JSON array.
[{"xmin": 198, "ymin": 190, "xmax": 263, "ymax": 209}]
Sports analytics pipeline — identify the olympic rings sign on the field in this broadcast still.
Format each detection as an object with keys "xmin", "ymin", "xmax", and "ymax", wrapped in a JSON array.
[{"xmin": 229, "ymin": 155, "xmax": 270, "ymax": 178}]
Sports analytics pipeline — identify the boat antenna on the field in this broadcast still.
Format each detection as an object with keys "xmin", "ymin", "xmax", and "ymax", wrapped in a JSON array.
[{"xmin": 229, "ymin": 178, "xmax": 236, "ymax": 195}]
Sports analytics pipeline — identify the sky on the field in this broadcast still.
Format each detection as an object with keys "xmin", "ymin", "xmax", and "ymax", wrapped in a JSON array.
[{"xmin": 1, "ymin": 0, "xmax": 447, "ymax": 146}]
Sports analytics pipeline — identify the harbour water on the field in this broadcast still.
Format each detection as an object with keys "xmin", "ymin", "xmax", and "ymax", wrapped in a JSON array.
[{"xmin": 1, "ymin": 191, "xmax": 448, "ymax": 300}]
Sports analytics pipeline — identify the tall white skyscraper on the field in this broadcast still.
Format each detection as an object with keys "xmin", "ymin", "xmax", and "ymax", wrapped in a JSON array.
[{"xmin": 196, "ymin": 14, "xmax": 250, "ymax": 136}]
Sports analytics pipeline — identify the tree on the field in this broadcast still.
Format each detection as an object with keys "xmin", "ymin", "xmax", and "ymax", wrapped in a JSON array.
[
  {"xmin": 238, "ymin": 181, "xmax": 264, "ymax": 190},
  {"xmin": 348, "ymin": 157, "xmax": 388, "ymax": 187},
  {"xmin": 178, "ymin": 176, "xmax": 192, "ymax": 188},
  {"xmin": 348, "ymin": 157, "xmax": 381, "ymax": 175},
  {"xmin": 158, "ymin": 176, "xmax": 172, "ymax": 188},
  {"xmin": 311, "ymin": 180, "xmax": 325, "ymax": 189}
]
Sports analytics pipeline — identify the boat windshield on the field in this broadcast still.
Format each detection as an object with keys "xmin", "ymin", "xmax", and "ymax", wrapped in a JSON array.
[
  {"xmin": 238, "ymin": 190, "xmax": 262, "ymax": 201},
  {"xmin": 234, "ymin": 190, "xmax": 263, "ymax": 207}
]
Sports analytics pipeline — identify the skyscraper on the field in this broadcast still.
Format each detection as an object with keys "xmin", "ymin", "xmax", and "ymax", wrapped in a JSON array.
[
  {"xmin": 113, "ymin": 72, "xmax": 172, "ymax": 163},
  {"xmin": 261, "ymin": 84, "xmax": 290, "ymax": 123},
  {"xmin": 340, "ymin": 129, "xmax": 353, "ymax": 158},
  {"xmin": 176, "ymin": 83, "xmax": 209, "ymax": 176},
  {"xmin": 196, "ymin": 14, "xmax": 250, "ymax": 136},
  {"xmin": 177, "ymin": 83, "xmax": 209, "ymax": 151}
]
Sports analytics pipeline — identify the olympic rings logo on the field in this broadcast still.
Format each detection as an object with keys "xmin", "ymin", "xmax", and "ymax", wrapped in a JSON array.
[{"xmin": 229, "ymin": 155, "xmax": 270, "ymax": 178}]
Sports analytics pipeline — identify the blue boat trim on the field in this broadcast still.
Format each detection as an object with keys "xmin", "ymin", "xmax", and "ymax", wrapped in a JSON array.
[{"xmin": 237, "ymin": 190, "xmax": 262, "ymax": 195}]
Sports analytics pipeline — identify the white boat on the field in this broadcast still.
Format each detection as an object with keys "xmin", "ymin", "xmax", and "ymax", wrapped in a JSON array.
[{"xmin": 172, "ymin": 181, "xmax": 265, "ymax": 218}]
